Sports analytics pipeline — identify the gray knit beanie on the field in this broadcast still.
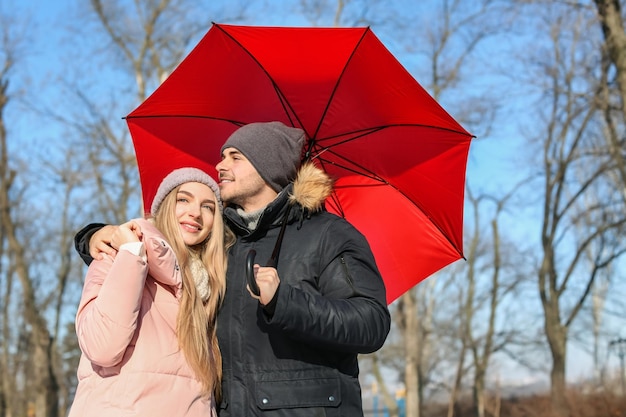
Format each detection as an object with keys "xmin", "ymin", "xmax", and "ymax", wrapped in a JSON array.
[
  {"xmin": 220, "ymin": 121, "xmax": 306, "ymax": 192},
  {"xmin": 150, "ymin": 167, "xmax": 222, "ymax": 216}
]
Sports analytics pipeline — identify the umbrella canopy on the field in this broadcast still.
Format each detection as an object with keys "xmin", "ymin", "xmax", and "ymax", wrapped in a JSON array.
[{"xmin": 126, "ymin": 23, "xmax": 473, "ymax": 304}]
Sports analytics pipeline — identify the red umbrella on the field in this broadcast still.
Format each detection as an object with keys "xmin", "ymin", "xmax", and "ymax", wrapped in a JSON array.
[{"xmin": 126, "ymin": 23, "xmax": 473, "ymax": 304}]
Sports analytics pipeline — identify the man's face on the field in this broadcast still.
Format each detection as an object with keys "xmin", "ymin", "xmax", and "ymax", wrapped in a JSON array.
[{"xmin": 216, "ymin": 147, "xmax": 276, "ymax": 212}]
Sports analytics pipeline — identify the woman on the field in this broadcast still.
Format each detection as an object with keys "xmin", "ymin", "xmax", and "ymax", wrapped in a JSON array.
[{"xmin": 68, "ymin": 167, "xmax": 234, "ymax": 417}]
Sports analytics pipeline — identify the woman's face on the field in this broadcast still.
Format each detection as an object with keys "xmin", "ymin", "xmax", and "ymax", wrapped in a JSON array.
[{"xmin": 174, "ymin": 182, "xmax": 217, "ymax": 247}]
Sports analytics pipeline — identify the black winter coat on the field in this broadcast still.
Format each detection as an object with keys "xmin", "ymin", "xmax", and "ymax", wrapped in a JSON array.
[{"xmin": 218, "ymin": 165, "xmax": 390, "ymax": 417}]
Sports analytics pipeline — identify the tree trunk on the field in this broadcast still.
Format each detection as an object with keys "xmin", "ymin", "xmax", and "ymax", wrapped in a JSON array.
[
  {"xmin": 594, "ymin": 0, "xmax": 626, "ymax": 120},
  {"xmin": 542, "ymin": 266, "xmax": 569, "ymax": 417},
  {"xmin": 0, "ymin": 60, "xmax": 16, "ymax": 417},
  {"xmin": 447, "ymin": 347, "xmax": 465, "ymax": 417},
  {"xmin": 7, "ymin": 229, "xmax": 59, "ymax": 417},
  {"xmin": 594, "ymin": 0, "xmax": 626, "ymax": 189},
  {"xmin": 403, "ymin": 290, "xmax": 421, "ymax": 417},
  {"xmin": 548, "ymin": 334, "xmax": 568, "ymax": 417},
  {"xmin": 473, "ymin": 369, "xmax": 486, "ymax": 417}
]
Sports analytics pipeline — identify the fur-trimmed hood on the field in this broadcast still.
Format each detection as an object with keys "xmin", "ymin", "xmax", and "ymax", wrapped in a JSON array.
[{"xmin": 289, "ymin": 162, "xmax": 333, "ymax": 212}]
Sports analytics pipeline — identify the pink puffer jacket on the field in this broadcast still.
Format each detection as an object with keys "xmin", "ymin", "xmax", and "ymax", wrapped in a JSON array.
[{"xmin": 68, "ymin": 218, "xmax": 217, "ymax": 417}]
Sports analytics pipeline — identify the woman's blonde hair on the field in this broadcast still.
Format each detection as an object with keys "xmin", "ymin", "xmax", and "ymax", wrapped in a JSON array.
[{"xmin": 153, "ymin": 184, "xmax": 235, "ymax": 400}]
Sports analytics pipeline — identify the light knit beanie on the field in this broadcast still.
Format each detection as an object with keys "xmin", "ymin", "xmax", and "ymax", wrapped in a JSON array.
[
  {"xmin": 220, "ymin": 121, "xmax": 306, "ymax": 192},
  {"xmin": 151, "ymin": 167, "xmax": 222, "ymax": 216}
]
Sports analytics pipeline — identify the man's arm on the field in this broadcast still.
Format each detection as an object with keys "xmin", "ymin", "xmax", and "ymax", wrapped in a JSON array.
[
  {"xmin": 74, "ymin": 223, "xmax": 117, "ymax": 265},
  {"xmin": 268, "ymin": 218, "xmax": 391, "ymax": 354}
]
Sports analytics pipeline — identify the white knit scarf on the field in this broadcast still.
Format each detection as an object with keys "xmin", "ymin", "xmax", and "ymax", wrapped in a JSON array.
[{"xmin": 189, "ymin": 256, "xmax": 210, "ymax": 303}]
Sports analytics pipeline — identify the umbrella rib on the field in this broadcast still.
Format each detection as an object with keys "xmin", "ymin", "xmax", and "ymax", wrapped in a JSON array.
[
  {"xmin": 320, "ymin": 154, "xmax": 466, "ymax": 259},
  {"xmin": 213, "ymin": 23, "xmax": 307, "ymax": 133},
  {"xmin": 124, "ymin": 114, "xmax": 251, "ymax": 128},
  {"xmin": 314, "ymin": 123, "xmax": 474, "ymax": 145},
  {"xmin": 314, "ymin": 155, "xmax": 385, "ymax": 184},
  {"xmin": 311, "ymin": 123, "xmax": 472, "ymax": 171},
  {"xmin": 304, "ymin": 27, "xmax": 372, "ymax": 158}
]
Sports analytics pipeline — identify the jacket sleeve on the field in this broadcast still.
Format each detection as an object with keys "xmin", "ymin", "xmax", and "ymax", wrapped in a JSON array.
[
  {"xmin": 141, "ymin": 219, "xmax": 183, "ymax": 298},
  {"xmin": 74, "ymin": 223, "xmax": 107, "ymax": 266},
  {"xmin": 268, "ymin": 217, "xmax": 391, "ymax": 354},
  {"xmin": 75, "ymin": 249, "xmax": 148, "ymax": 367}
]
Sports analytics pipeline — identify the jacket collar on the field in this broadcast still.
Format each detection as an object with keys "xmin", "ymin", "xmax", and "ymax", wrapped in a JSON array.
[{"xmin": 224, "ymin": 185, "xmax": 294, "ymax": 238}]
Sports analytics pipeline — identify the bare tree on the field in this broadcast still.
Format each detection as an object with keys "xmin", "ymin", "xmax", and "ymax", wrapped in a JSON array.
[
  {"xmin": 516, "ymin": 4, "xmax": 626, "ymax": 415},
  {"xmin": 462, "ymin": 186, "xmax": 529, "ymax": 417},
  {"xmin": 41, "ymin": 149, "xmax": 97, "ymax": 416},
  {"xmin": 0, "ymin": 10, "xmax": 65, "ymax": 417},
  {"xmin": 397, "ymin": 285, "xmax": 435, "ymax": 417},
  {"xmin": 369, "ymin": 352, "xmax": 400, "ymax": 417},
  {"xmin": 53, "ymin": 0, "xmax": 240, "ymax": 225},
  {"xmin": 0, "ymin": 16, "xmax": 17, "ymax": 417},
  {"xmin": 590, "ymin": 270, "xmax": 610, "ymax": 382},
  {"xmin": 1, "ymin": 111, "xmax": 60, "ymax": 417},
  {"xmin": 393, "ymin": 1, "xmax": 516, "ymax": 415}
]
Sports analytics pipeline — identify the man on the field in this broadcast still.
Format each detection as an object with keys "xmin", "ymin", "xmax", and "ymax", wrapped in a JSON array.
[{"xmin": 75, "ymin": 121, "xmax": 391, "ymax": 416}]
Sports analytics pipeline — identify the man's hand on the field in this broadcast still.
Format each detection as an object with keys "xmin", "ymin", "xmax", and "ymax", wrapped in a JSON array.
[
  {"xmin": 247, "ymin": 265, "xmax": 280, "ymax": 306},
  {"xmin": 111, "ymin": 221, "xmax": 143, "ymax": 248},
  {"xmin": 89, "ymin": 225, "xmax": 119, "ymax": 260}
]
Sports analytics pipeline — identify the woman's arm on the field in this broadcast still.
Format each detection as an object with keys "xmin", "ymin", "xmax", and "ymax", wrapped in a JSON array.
[{"xmin": 75, "ymin": 222, "xmax": 147, "ymax": 367}]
